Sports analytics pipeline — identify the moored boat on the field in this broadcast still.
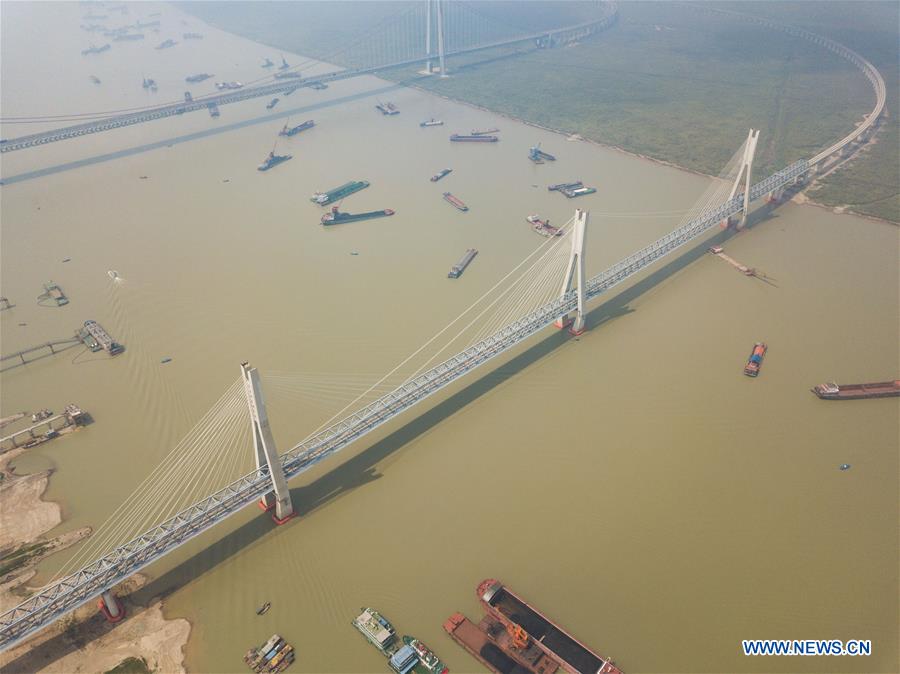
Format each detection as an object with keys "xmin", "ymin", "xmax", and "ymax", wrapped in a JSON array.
[
  {"xmin": 402, "ymin": 636, "xmax": 448, "ymax": 674},
  {"xmin": 420, "ymin": 118, "xmax": 444, "ymax": 127},
  {"xmin": 478, "ymin": 578, "xmax": 623, "ymax": 674},
  {"xmin": 811, "ymin": 380, "xmax": 900, "ymax": 400},
  {"xmin": 743, "ymin": 342, "xmax": 767, "ymax": 377},
  {"xmin": 352, "ymin": 607, "xmax": 396, "ymax": 652}
]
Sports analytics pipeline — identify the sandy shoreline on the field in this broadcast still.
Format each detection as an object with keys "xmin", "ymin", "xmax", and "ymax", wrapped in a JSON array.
[{"xmin": 0, "ymin": 442, "xmax": 191, "ymax": 673}]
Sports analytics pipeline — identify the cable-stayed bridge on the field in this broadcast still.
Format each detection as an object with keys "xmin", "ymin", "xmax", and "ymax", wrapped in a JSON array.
[
  {"xmin": 0, "ymin": 0, "xmax": 618, "ymax": 153},
  {"xmin": 0, "ymin": 2, "xmax": 888, "ymax": 655}
]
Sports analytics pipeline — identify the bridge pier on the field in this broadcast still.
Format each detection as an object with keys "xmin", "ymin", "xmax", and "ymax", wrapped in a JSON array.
[
  {"xmin": 766, "ymin": 187, "xmax": 784, "ymax": 204},
  {"xmin": 554, "ymin": 209, "xmax": 588, "ymax": 335},
  {"xmin": 241, "ymin": 363, "xmax": 295, "ymax": 525},
  {"xmin": 98, "ymin": 591, "xmax": 125, "ymax": 623}
]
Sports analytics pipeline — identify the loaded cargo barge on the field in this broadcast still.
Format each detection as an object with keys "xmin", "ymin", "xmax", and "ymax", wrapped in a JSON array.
[
  {"xmin": 811, "ymin": 380, "xmax": 900, "ymax": 400},
  {"xmin": 479, "ymin": 579, "xmax": 622, "ymax": 674},
  {"xmin": 443, "ymin": 192, "xmax": 468, "ymax": 211},
  {"xmin": 451, "ymin": 134, "xmax": 498, "ymax": 143},
  {"xmin": 743, "ymin": 342, "xmax": 766, "ymax": 377},
  {"xmin": 312, "ymin": 180, "xmax": 370, "ymax": 205},
  {"xmin": 443, "ymin": 612, "xmax": 557, "ymax": 674},
  {"xmin": 321, "ymin": 206, "xmax": 394, "ymax": 225}
]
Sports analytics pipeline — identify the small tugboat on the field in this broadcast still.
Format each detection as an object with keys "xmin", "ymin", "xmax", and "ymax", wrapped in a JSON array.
[
  {"xmin": 258, "ymin": 146, "xmax": 292, "ymax": 171},
  {"xmin": 108, "ymin": 270, "xmax": 121, "ymax": 281},
  {"xmin": 279, "ymin": 55, "xmax": 290, "ymax": 70},
  {"xmin": 442, "ymin": 192, "xmax": 468, "ymax": 211},
  {"xmin": 527, "ymin": 214, "xmax": 562, "ymax": 237},
  {"xmin": 420, "ymin": 118, "xmax": 444, "ymax": 127},
  {"xmin": 376, "ymin": 101, "xmax": 400, "ymax": 115},
  {"xmin": 155, "ymin": 38, "xmax": 177, "ymax": 49},
  {"xmin": 310, "ymin": 81, "xmax": 328, "ymax": 90},
  {"xmin": 256, "ymin": 601, "xmax": 271, "ymax": 615},
  {"xmin": 321, "ymin": 206, "xmax": 394, "ymax": 226},
  {"xmin": 266, "ymin": 98, "xmax": 280, "ymax": 110},
  {"xmin": 430, "ymin": 168, "xmax": 452, "ymax": 182},
  {"xmin": 262, "ymin": 57, "xmax": 274, "ymax": 68},
  {"xmin": 743, "ymin": 342, "xmax": 767, "ymax": 377},
  {"xmin": 279, "ymin": 119, "xmax": 315, "ymax": 137},
  {"xmin": 89, "ymin": 75, "xmax": 101, "ymax": 84},
  {"xmin": 402, "ymin": 636, "xmax": 449, "ymax": 674},
  {"xmin": 352, "ymin": 608, "xmax": 396, "ymax": 652}
]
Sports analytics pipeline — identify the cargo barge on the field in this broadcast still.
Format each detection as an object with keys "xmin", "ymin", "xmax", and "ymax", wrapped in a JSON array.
[
  {"xmin": 243, "ymin": 633, "xmax": 295, "ymax": 673},
  {"xmin": 443, "ymin": 612, "xmax": 556, "ymax": 674},
  {"xmin": 376, "ymin": 102, "xmax": 400, "ymax": 115},
  {"xmin": 479, "ymin": 579, "xmax": 622, "ymax": 674},
  {"xmin": 258, "ymin": 150, "xmax": 292, "ymax": 171},
  {"xmin": 321, "ymin": 207, "xmax": 394, "ymax": 225},
  {"xmin": 421, "ymin": 119, "xmax": 444, "ymax": 127},
  {"xmin": 743, "ymin": 342, "xmax": 766, "ymax": 377},
  {"xmin": 472, "ymin": 128, "xmax": 500, "ymax": 136},
  {"xmin": 79, "ymin": 320, "xmax": 124, "ymax": 355},
  {"xmin": 312, "ymin": 180, "xmax": 370, "ymax": 205},
  {"xmin": 561, "ymin": 186, "xmax": 596, "ymax": 198},
  {"xmin": 449, "ymin": 249, "xmax": 477, "ymax": 278},
  {"xmin": 527, "ymin": 215, "xmax": 562, "ymax": 237},
  {"xmin": 811, "ymin": 380, "xmax": 900, "ymax": 400},
  {"xmin": 266, "ymin": 98, "xmax": 280, "ymax": 110},
  {"xmin": 548, "ymin": 182, "xmax": 582, "ymax": 192},
  {"xmin": 451, "ymin": 134, "xmax": 498, "ymax": 143},
  {"xmin": 279, "ymin": 120, "xmax": 315, "ymax": 137},
  {"xmin": 431, "ymin": 168, "xmax": 452, "ymax": 182},
  {"xmin": 443, "ymin": 192, "xmax": 468, "ymax": 211}
]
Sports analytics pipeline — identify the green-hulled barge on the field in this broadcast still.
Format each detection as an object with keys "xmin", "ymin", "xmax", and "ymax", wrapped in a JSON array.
[{"xmin": 311, "ymin": 180, "xmax": 370, "ymax": 205}]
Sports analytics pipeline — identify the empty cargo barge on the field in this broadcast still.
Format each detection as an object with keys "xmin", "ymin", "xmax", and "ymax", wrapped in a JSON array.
[
  {"xmin": 479, "ymin": 579, "xmax": 622, "ymax": 674},
  {"xmin": 812, "ymin": 380, "xmax": 900, "ymax": 400},
  {"xmin": 443, "ymin": 192, "xmax": 468, "ymax": 211},
  {"xmin": 451, "ymin": 134, "xmax": 499, "ymax": 143},
  {"xmin": 449, "ymin": 249, "xmax": 477, "ymax": 278},
  {"xmin": 321, "ymin": 207, "xmax": 394, "ymax": 225}
]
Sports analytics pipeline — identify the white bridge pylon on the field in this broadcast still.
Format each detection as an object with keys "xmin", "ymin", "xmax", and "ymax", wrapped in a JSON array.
[
  {"xmin": 241, "ymin": 362, "xmax": 295, "ymax": 525},
  {"xmin": 724, "ymin": 128, "xmax": 760, "ymax": 228},
  {"xmin": 554, "ymin": 209, "xmax": 589, "ymax": 335}
]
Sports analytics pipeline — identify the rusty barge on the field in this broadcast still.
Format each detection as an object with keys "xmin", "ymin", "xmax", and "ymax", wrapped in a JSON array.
[
  {"xmin": 478, "ymin": 579, "xmax": 622, "ymax": 674},
  {"xmin": 811, "ymin": 380, "xmax": 900, "ymax": 400}
]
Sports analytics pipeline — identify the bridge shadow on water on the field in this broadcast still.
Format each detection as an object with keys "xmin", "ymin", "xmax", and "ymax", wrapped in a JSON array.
[
  {"xmin": 129, "ymin": 206, "xmax": 780, "ymax": 602},
  {"xmin": 3, "ymin": 205, "xmax": 783, "ymax": 667}
]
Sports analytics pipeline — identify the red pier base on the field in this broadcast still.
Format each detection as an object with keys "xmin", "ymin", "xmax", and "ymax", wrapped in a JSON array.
[
  {"xmin": 270, "ymin": 511, "xmax": 297, "ymax": 526},
  {"xmin": 97, "ymin": 595, "xmax": 126, "ymax": 623},
  {"xmin": 568, "ymin": 326, "xmax": 586, "ymax": 336},
  {"xmin": 258, "ymin": 498, "xmax": 274, "ymax": 512},
  {"xmin": 554, "ymin": 317, "xmax": 573, "ymax": 330}
]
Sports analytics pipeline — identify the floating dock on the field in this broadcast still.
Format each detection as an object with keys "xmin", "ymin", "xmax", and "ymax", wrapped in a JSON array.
[
  {"xmin": 812, "ymin": 380, "xmax": 900, "ymax": 400},
  {"xmin": 449, "ymin": 249, "xmax": 478, "ymax": 278},
  {"xmin": 39, "ymin": 282, "xmax": 69, "ymax": 306},
  {"xmin": 79, "ymin": 320, "xmax": 124, "ymax": 355},
  {"xmin": 0, "ymin": 404, "xmax": 88, "ymax": 453}
]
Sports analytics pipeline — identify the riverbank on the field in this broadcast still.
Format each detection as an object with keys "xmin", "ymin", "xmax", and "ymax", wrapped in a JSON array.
[
  {"xmin": 0, "ymin": 448, "xmax": 190, "ymax": 672},
  {"xmin": 0, "ymin": 575, "xmax": 190, "ymax": 674}
]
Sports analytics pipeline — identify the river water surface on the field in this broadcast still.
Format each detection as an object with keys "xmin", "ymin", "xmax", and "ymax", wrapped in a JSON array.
[{"xmin": 1, "ymin": 3, "xmax": 897, "ymax": 673}]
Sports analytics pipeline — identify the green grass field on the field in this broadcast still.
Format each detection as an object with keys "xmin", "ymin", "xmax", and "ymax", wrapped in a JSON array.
[{"xmin": 183, "ymin": 1, "xmax": 898, "ymax": 222}]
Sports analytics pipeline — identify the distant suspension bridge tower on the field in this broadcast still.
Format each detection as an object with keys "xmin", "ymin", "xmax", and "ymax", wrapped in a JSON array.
[{"xmin": 423, "ymin": 0, "xmax": 448, "ymax": 77}]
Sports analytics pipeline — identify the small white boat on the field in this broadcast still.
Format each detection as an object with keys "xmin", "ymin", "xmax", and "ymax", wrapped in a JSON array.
[
  {"xmin": 420, "ymin": 118, "xmax": 444, "ymax": 127},
  {"xmin": 108, "ymin": 270, "xmax": 120, "ymax": 280}
]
